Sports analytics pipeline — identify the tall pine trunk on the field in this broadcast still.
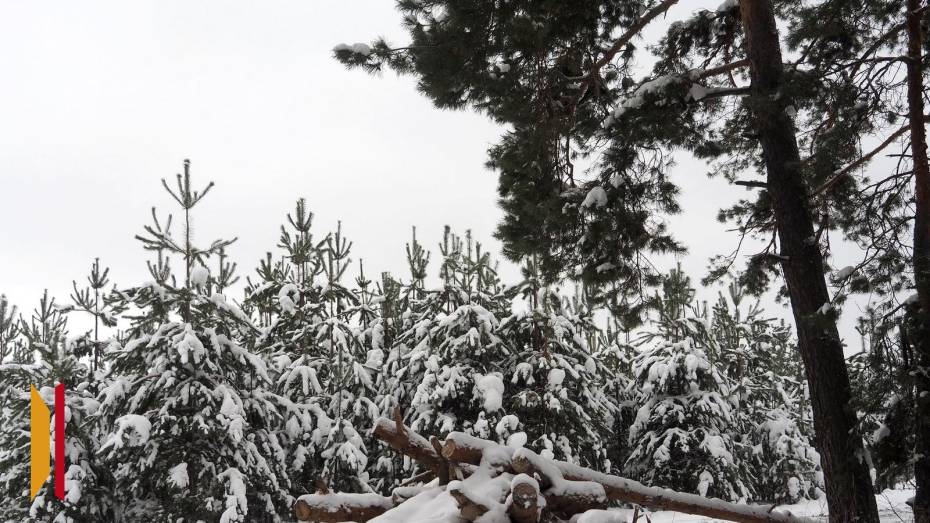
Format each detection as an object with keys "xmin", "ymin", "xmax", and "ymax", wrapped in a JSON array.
[
  {"xmin": 906, "ymin": 0, "xmax": 930, "ymax": 520},
  {"xmin": 738, "ymin": 2, "xmax": 879, "ymax": 521}
]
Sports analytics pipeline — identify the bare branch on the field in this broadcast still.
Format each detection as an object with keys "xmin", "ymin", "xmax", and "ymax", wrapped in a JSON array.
[
  {"xmin": 813, "ymin": 121, "xmax": 924, "ymax": 196},
  {"xmin": 697, "ymin": 58, "xmax": 750, "ymax": 80}
]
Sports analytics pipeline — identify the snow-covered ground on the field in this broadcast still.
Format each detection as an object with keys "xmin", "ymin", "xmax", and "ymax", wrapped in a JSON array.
[
  {"xmin": 598, "ymin": 489, "xmax": 915, "ymax": 522},
  {"xmin": 305, "ymin": 488, "xmax": 916, "ymax": 523}
]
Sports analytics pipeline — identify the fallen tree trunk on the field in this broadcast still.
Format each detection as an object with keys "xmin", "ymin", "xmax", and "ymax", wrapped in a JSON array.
[
  {"xmin": 293, "ymin": 493, "xmax": 394, "ymax": 522},
  {"xmin": 372, "ymin": 416, "xmax": 442, "ymax": 473},
  {"xmin": 512, "ymin": 449, "xmax": 814, "ymax": 523},
  {"xmin": 442, "ymin": 432, "xmax": 814, "ymax": 522},
  {"xmin": 542, "ymin": 477, "xmax": 608, "ymax": 518},
  {"xmin": 442, "ymin": 432, "xmax": 515, "ymax": 471},
  {"xmin": 442, "ymin": 433, "xmax": 486, "ymax": 466},
  {"xmin": 391, "ymin": 484, "xmax": 432, "ymax": 505},
  {"xmin": 430, "ymin": 435, "xmax": 452, "ymax": 485}
]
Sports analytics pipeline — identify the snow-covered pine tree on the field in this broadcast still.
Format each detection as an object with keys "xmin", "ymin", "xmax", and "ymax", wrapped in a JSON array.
[
  {"xmin": 355, "ymin": 267, "xmax": 404, "ymax": 492},
  {"xmin": 0, "ymin": 293, "xmax": 63, "ymax": 521},
  {"xmin": 703, "ymin": 282, "xmax": 820, "ymax": 503},
  {"xmin": 0, "ymin": 291, "xmax": 113, "ymax": 522},
  {"xmin": 0, "ymin": 294, "xmax": 23, "ymax": 363},
  {"xmin": 248, "ymin": 201, "xmax": 380, "ymax": 494},
  {"xmin": 244, "ymin": 253, "xmax": 286, "ymax": 330},
  {"xmin": 849, "ymin": 304, "xmax": 917, "ymax": 492},
  {"xmin": 65, "ymin": 258, "xmax": 124, "ymax": 381},
  {"xmin": 580, "ymin": 286, "xmax": 637, "ymax": 474},
  {"xmin": 0, "ymin": 293, "xmax": 24, "ymax": 468},
  {"xmin": 245, "ymin": 199, "xmax": 332, "ymax": 495},
  {"xmin": 366, "ymin": 271, "xmax": 401, "ymax": 418},
  {"xmin": 626, "ymin": 270, "xmax": 750, "ymax": 501},
  {"xmin": 96, "ymin": 161, "xmax": 290, "ymax": 521},
  {"xmin": 307, "ymin": 223, "xmax": 381, "ymax": 493},
  {"xmin": 626, "ymin": 335, "xmax": 749, "ymax": 501},
  {"xmin": 642, "ymin": 265, "xmax": 699, "ymax": 343},
  {"xmin": 366, "ymin": 229, "xmax": 434, "ymax": 488},
  {"xmin": 244, "ymin": 198, "xmax": 327, "ymax": 336},
  {"xmin": 401, "ymin": 228, "xmax": 511, "ymax": 442},
  {"xmin": 496, "ymin": 259, "xmax": 617, "ymax": 470},
  {"xmin": 379, "ymin": 227, "xmax": 431, "ymax": 419},
  {"xmin": 0, "ymin": 299, "xmax": 33, "ymax": 521}
]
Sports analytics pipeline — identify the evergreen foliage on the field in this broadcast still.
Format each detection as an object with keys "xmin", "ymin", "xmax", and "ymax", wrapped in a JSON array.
[
  {"xmin": 332, "ymin": 3, "xmax": 911, "ymax": 515},
  {"xmin": 850, "ymin": 305, "xmax": 919, "ymax": 491},
  {"xmin": 401, "ymin": 228, "xmax": 511, "ymax": 439},
  {"xmin": 96, "ymin": 162, "xmax": 289, "ymax": 521},
  {"xmin": 0, "ymin": 292, "xmax": 114, "ymax": 522},
  {"xmin": 626, "ymin": 336, "xmax": 748, "ymax": 501},
  {"xmin": 65, "ymin": 258, "xmax": 124, "ymax": 380},
  {"xmin": 625, "ymin": 269, "xmax": 820, "ymax": 502},
  {"xmin": 497, "ymin": 259, "xmax": 617, "ymax": 470},
  {"xmin": 0, "ymin": 167, "xmax": 841, "ymax": 518}
]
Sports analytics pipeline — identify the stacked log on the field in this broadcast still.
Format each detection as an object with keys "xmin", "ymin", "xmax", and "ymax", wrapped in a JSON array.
[
  {"xmin": 508, "ymin": 474, "xmax": 540, "ymax": 523},
  {"xmin": 294, "ymin": 417, "xmax": 817, "ymax": 523},
  {"xmin": 371, "ymin": 414, "xmax": 442, "ymax": 473},
  {"xmin": 293, "ymin": 492, "xmax": 394, "ymax": 522}
]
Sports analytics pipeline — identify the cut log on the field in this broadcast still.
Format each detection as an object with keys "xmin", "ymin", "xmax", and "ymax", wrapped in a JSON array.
[
  {"xmin": 372, "ymin": 417, "xmax": 442, "ymax": 472},
  {"xmin": 512, "ymin": 453, "xmax": 553, "ymax": 491},
  {"xmin": 293, "ymin": 492, "xmax": 394, "ymax": 522},
  {"xmin": 509, "ymin": 474, "xmax": 541, "ymax": 523},
  {"xmin": 543, "ymin": 479, "xmax": 607, "ymax": 518},
  {"xmin": 442, "ymin": 432, "xmax": 515, "ymax": 472},
  {"xmin": 441, "ymin": 433, "xmax": 487, "ymax": 466},
  {"xmin": 448, "ymin": 483, "xmax": 490, "ymax": 521},
  {"xmin": 512, "ymin": 448, "xmax": 815, "ymax": 523}
]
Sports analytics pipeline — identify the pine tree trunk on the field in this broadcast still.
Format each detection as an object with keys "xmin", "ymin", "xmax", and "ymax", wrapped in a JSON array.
[
  {"xmin": 906, "ymin": 0, "xmax": 930, "ymax": 520},
  {"xmin": 737, "ymin": 2, "xmax": 879, "ymax": 521}
]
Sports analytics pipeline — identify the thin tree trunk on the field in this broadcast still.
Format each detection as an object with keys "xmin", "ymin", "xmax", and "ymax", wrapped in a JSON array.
[
  {"xmin": 93, "ymin": 286, "xmax": 99, "ymax": 374},
  {"xmin": 737, "ymin": 2, "xmax": 879, "ymax": 521},
  {"xmin": 906, "ymin": 0, "xmax": 930, "ymax": 520}
]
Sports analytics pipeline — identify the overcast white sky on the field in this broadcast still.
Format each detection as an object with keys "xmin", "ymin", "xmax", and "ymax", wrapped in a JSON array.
[{"xmin": 0, "ymin": 0, "xmax": 872, "ymax": 350}]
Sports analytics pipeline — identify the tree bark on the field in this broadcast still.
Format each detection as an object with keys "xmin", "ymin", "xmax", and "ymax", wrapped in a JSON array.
[
  {"xmin": 442, "ymin": 436, "xmax": 487, "ymax": 466},
  {"xmin": 906, "ymin": 1, "xmax": 930, "ymax": 521},
  {"xmin": 372, "ymin": 416, "xmax": 443, "ymax": 473},
  {"xmin": 293, "ymin": 493, "xmax": 394, "ymax": 522},
  {"xmin": 511, "ymin": 449, "xmax": 816, "ymax": 523},
  {"xmin": 737, "ymin": 2, "xmax": 879, "ymax": 521}
]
